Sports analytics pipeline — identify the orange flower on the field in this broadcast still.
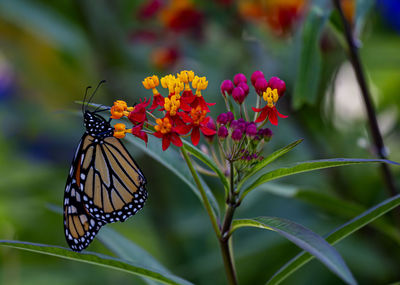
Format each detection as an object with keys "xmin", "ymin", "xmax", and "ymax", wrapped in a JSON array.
[{"xmin": 153, "ymin": 117, "xmax": 182, "ymax": 150}]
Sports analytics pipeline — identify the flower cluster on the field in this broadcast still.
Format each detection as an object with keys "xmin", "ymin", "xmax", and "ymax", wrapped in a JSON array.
[
  {"xmin": 213, "ymin": 70, "xmax": 286, "ymax": 171},
  {"xmin": 110, "ymin": 70, "xmax": 216, "ymax": 151}
]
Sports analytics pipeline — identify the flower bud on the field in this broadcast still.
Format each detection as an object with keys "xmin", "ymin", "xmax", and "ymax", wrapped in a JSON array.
[
  {"xmin": 218, "ymin": 126, "xmax": 228, "ymax": 139},
  {"xmin": 245, "ymin": 122, "xmax": 257, "ymax": 137},
  {"xmin": 232, "ymin": 128, "xmax": 243, "ymax": 141},
  {"xmin": 268, "ymin": 77, "xmax": 286, "ymax": 97},
  {"xmin": 258, "ymin": 128, "xmax": 273, "ymax": 141},
  {"xmin": 232, "ymin": 87, "xmax": 245, "ymax": 104},
  {"xmin": 237, "ymin": 82, "xmax": 249, "ymax": 97},
  {"xmin": 220, "ymin": 80, "xmax": 234, "ymax": 97},
  {"xmin": 233, "ymin": 73, "xmax": 247, "ymax": 86},
  {"xmin": 226, "ymin": 111, "xmax": 234, "ymax": 123},
  {"xmin": 204, "ymin": 117, "xmax": 216, "ymax": 143},
  {"xmin": 251, "ymin": 70, "xmax": 264, "ymax": 86},
  {"xmin": 254, "ymin": 77, "xmax": 268, "ymax": 95},
  {"xmin": 217, "ymin": 113, "xmax": 228, "ymax": 125}
]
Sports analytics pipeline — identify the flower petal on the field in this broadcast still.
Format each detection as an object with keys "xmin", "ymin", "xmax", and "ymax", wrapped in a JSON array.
[
  {"xmin": 170, "ymin": 133, "xmax": 183, "ymax": 147},
  {"xmin": 277, "ymin": 109, "xmax": 288, "ymax": 118},
  {"xmin": 162, "ymin": 135, "xmax": 171, "ymax": 151},
  {"xmin": 191, "ymin": 127, "xmax": 200, "ymax": 145},
  {"xmin": 269, "ymin": 108, "xmax": 278, "ymax": 125},
  {"xmin": 174, "ymin": 124, "xmax": 192, "ymax": 135},
  {"xmin": 255, "ymin": 109, "xmax": 268, "ymax": 123},
  {"xmin": 200, "ymin": 125, "xmax": 216, "ymax": 136}
]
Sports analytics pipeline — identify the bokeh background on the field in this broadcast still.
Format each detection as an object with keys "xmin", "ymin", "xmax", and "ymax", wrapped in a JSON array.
[{"xmin": 1, "ymin": 0, "xmax": 400, "ymax": 284}]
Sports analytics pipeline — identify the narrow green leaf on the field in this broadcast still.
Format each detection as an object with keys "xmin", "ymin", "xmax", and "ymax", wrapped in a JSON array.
[
  {"xmin": 124, "ymin": 135, "xmax": 220, "ymax": 218},
  {"xmin": 98, "ymin": 227, "xmax": 169, "ymax": 274},
  {"xmin": 237, "ymin": 139, "xmax": 303, "ymax": 191},
  {"xmin": 46, "ymin": 205, "xmax": 169, "ymax": 285},
  {"xmin": 231, "ymin": 217, "xmax": 357, "ymax": 285},
  {"xmin": 0, "ymin": 240, "xmax": 192, "ymax": 285},
  {"xmin": 267, "ymin": 194, "xmax": 400, "ymax": 285},
  {"xmin": 241, "ymin": 158, "xmax": 399, "ymax": 200},
  {"xmin": 98, "ymin": 228, "xmax": 169, "ymax": 285},
  {"xmin": 293, "ymin": 7, "xmax": 331, "ymax": 109},
  {"xmin": 182, "ymin": 141, "xmax": 229, "ymax": 191},
  {"xmin": 258, "ymin": 183, "xmax": 400, "ymax": 244}
]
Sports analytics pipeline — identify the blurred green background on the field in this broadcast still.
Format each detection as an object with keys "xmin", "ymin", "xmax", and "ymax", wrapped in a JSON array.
[{"xmin": 1, "ymin": 0, "xmax": 400, "ymax": 284}]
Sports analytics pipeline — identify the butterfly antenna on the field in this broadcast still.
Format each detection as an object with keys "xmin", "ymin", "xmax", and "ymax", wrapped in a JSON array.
[
  {"xmin": 86, "ymin": 80, "xmax": 106, "ymax": 111},
  {"xmin": 82, "ymin": 86, "xmax": 92, "ymax": 114}
]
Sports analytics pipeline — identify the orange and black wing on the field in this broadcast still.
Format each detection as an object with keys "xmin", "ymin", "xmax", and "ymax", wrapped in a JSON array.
[
  {"xmin": 78, "ymin": 136, "xmax": 147, "ymax": 224},
  {"xmin": 63, "ymin": 134, "xmax": 104, "ymax": 252}
]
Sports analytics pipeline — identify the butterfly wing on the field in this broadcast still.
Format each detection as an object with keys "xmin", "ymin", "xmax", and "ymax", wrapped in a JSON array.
[
  {"xmin": 63, "ymin": 134, "xmax": 104, "ymax": 252},
  {"xmin": 80, "ymin": 137, "xmax": 147, "ymax": 224}
]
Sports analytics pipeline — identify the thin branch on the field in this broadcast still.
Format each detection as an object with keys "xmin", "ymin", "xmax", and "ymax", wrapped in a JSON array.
[
  {"xmin": 332, "ymin": 0, "xmax": 398, "ymax": 196},
  {"xmin": 180, "ymin": 146, "xmax": 220, "ymax": 237}
]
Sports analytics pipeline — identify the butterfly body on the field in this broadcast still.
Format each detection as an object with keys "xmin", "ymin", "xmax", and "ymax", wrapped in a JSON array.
[{"xmin": 64, "ymin": 100, "xmax": 147, "ymax": 252}]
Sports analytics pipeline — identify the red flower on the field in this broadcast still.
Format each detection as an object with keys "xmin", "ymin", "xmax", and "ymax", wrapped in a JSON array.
[
  {"xmin": 175, "ymin": 106, "xmax": 216, "ymax": 145},
  {"xmin": 131, "ymin": 123, "xmax": 148, "ymax": 144},
  {"xmin": 153, "ymin": 117, "xmax": 183, "ymax": 151},
  {"xmin": 190, "ymin": 95, "xmax": 216, "ymax": 112},
  {"xmin": 128, "ymin": 98, "xmax": 151, "ymax": 124},
  {"xmin": 149, "ymin": 93, "xmax": 165, "ymax": 110},
  {"xmin": 252, "ymin": 105, "xmax": 287, "ymax": 125}
]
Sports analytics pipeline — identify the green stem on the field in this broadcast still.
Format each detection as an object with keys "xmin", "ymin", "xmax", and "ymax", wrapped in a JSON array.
[
  {"xmin": 219, "ymin": 160, "xmax": 239, "ymax": 285},
  {"xmin": 180, "ymin": 146, "xmax": 220, "ymax": 237},
  {"xmin": 253, "ymin": 95, "xmax": 261, "ymax": 121}
]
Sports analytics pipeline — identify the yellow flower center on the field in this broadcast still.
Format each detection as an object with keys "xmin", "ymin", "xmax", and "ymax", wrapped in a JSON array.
[
  {"xmin": 192, "ymin": 76, "xmax": 208, "ymax": 97},
  {"xmin": 154, "ymin": 117, "xmax": 172, "ymax": 134},
  {"xmin": 164, "ymin": 95, "xmax": 181, "ymax": 116},
  {"xmin": 110, "ymin": 100, "xmax": 134, "ymax": 119},
  {"xmin": 142, "ymin": 75, "xmax": 160, "ymax": 95},
  {"xmin": 113, "ymin": 123, "xmax": 132, "ymax": 139},
  {"xmin": 161, "ymin": 75, "xmax": 184, "ymax": 95},
  {"xmin": 190, "ymin": 106, "xmax": 206, "ymax": 125},
  {"xmin": 262, "ymin": 87, "xmax": 279, "ymax": 108},
  {"xmin": 177, "ymin": 70, "xmax": 195, "ymax": 91}
]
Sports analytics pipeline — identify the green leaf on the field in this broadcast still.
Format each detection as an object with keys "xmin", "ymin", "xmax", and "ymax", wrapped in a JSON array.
[
  {"xmin": 231, "ymin": 217, "xmax": 357, "ymax": 285},
  {"xmin": 124, "ymin": 135, "xmax": 220, "ymax": 218},
  {"xmin": 241, "ymin": 158, "xmax": 399, "ymax": 200},
  {"xmin": 293, "ymin": 7, "xmax": 331, "ymax": 109},
  {"xmin": 0, "ymin": 240, "xmax": 192, "ymax": 285},
  {"xmin": 98, "ymin": 228, "xmax": 169, "ymax": 285},
  {"xmin": 267, "ymin": 193, "xmax": 400, "ymax": 285},
  {"xmin": 237, "ymin": 139, "xmax": 303, "ymax": 192},
  {"xmin": 98, "ymin": 227, "xmax": 169, "ymax": 274},
  {"xmin": 46, "ymin": 204, "xmax": 169, "ymax": 285},
  {"xmin": 182, "ymin": 141, "xmax": 229, "ymax": 192},
  {"xmin": 258, "ymin": 183, "xmax": 400, "ymax": 245}
]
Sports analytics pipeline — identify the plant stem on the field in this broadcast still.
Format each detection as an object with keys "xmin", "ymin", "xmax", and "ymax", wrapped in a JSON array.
[
  {"xmin": 253, "ymin": 95, "xmax": 261, "ymax": 121},
  {"xmin": 219, "ymin": 160, "xmax": 239, "ymax": 285},
  {"xmin": 180, "ymin": 146, "xmax": 220, "ymax": 237},
  {"xmin": 333, "ymin": 0, "xmax": 398, "ymax": 196}
]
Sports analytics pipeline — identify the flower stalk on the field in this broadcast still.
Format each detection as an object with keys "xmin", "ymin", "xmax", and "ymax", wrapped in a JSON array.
[{"xmin": 332, "ymin": 0, "xmax": 398, "ymax": 197}]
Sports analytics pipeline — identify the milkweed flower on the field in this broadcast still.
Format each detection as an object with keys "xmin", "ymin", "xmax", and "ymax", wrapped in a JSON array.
[
  {"xmin": 111, "ymin": 70, "xmax": 216, "ymax": 151},
  {"xmin": 128, "ymin": 98, "xmax": 151, "ymax": 124},
  {"xmin": 153, "ymin": 117, "xmax": 183, "ymax": 151},
  {"xmin": 176, "ymin": 105, "xmax": 216, "ymax": 145},
  {"xmin": 252, "ymin": 77, "xmax": 288, "ymax": 125}
]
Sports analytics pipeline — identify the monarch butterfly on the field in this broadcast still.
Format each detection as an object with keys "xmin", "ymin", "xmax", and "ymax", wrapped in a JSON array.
[{"xmin": 63, "ymin": 81, "xmax": 147, "ymax": 252}]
